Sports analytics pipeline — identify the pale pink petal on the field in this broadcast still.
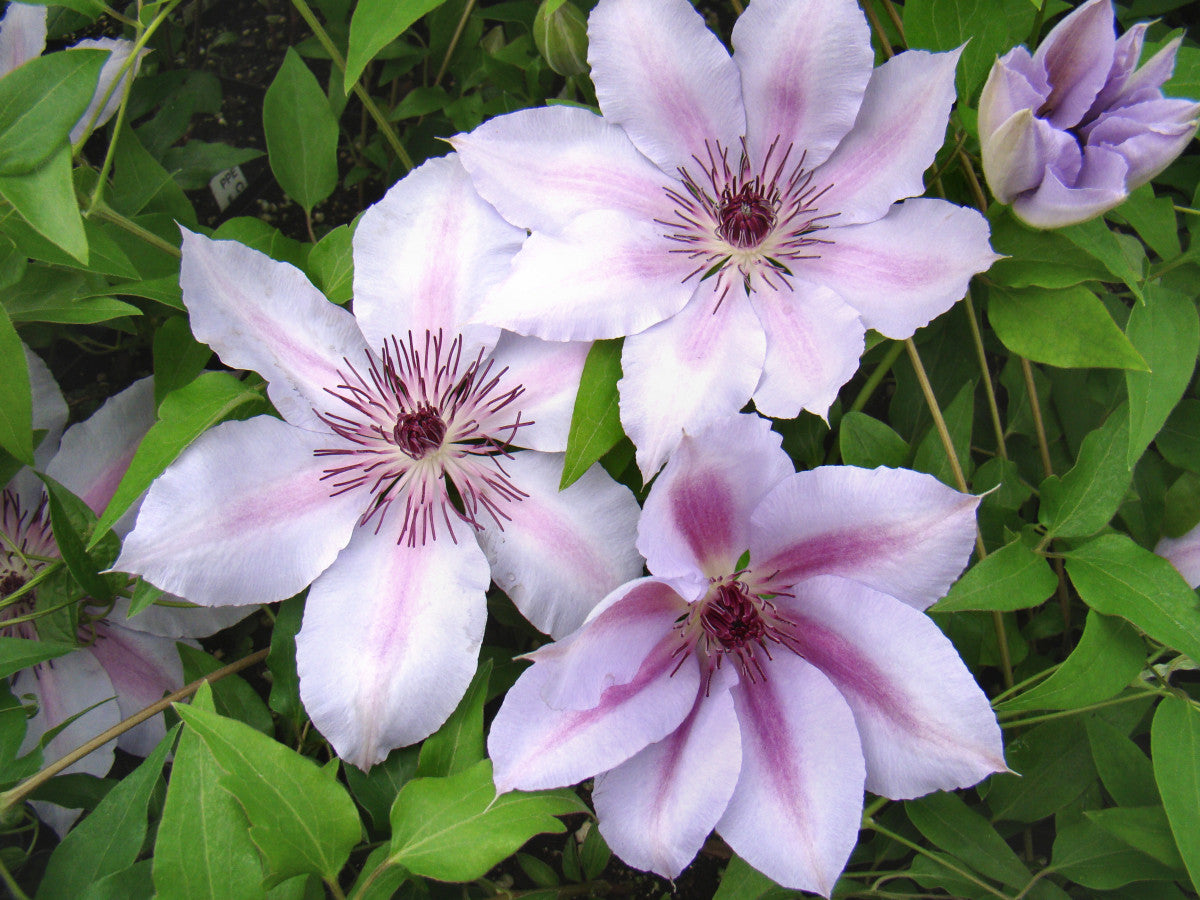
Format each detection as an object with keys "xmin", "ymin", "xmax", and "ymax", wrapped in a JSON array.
[
  {"xmin": 587, "ymin": 0, "xmax": 744, "ymax": 174},
  {"xmin": 488, "ymin": 637, "xmax": 700, "ymax": 794},
  {"xmin": 732, "ymin": 0, "xmax": 873, "ymax": 170},
  {"xmin": 474, "ymin": 451, "xmax": 642, "ymax": 639},
  {"xmin": 352, "ymin": 154, "xmax": 517, "ymax": 357},
  {"xmin": 797, "ymin": 199, "xmax": 999, "ymax": 339},
  {"xmin": 114, "ymin": 416, "xmax": 364, "ymax": 608},
  {"xmin": 88, "ymin": 621, "xmax": 184, "ymax": 757},
  {"xmin": 593, "ymin": 684, "xmax": 741, "ymax": 880},
  {"xmin": 484, "ymin": 333, "xmax": 590, "ymax": 453},
  {"xmin": 717, "ymin": 653, "xmax": 865, "ymax": 896},
  {"xmin": 47, "ymin": 376, "xmax": 154, "ymax": 516},
  {"xmin": 1033, "ymin": 0, "xmax": 1116, "ymax": 130},
  {"xmin": 815, "ymin": 48, "xmax": 962, "ymax": 225},
  {"xmin": 749, "ymin": 281, "xmax": 864, "ymax": 419},
  {"xmin": 296, "ymin": 520, "xmax": 490, "ymax": 769},
  {"xmin": 619, "ymin": 282, "xmax": 766, "ymax": 479},
  {"xmin": 780, "ymin": 576, "xmax": 1006, "ymax": 798},
  {"xmin": 638, "ymin": 414, "xmax": 792, "ymax": 584},
  {"xmin": 1012, "ymin": 142, "xmax": 1129, "ymax": 228},
  {"xmin": 15, "ymin": 651, "xmax": 119, "ymax": 835},
  {"xmin": 24, "ymin": 344, "xmax": 66, "ymax": 481},
  {"xmin": 474, "ymin": 208, "xmax": 697, "ymax": 341},
  {"xmin": 106, "ymin": 596, "xmax": 256, "ymax": 640},
  {"xmin": 180, "ymin": 228, "xmax": 369, "ymax": 429},
  {"xmin": 0, "ymin": 3, "xmax": 45, "ymax": 76},
  {"xmin": 1157, "ymin": 523, "xmax": 1200, "ymax": 590},
  {"xmin": 750, "ymin": 466, "xmax": 979, "ymax": 610},
  {"xmin": 69, "ymin": 38, "xmax": 146, "ymax": 144},
  {"xmin": 452, "ymin": 106, "xmax": 676, "ymax": 232},
  {"xmin": 531, "ymin": 577, "xmax": 687, "ymax": 711}
]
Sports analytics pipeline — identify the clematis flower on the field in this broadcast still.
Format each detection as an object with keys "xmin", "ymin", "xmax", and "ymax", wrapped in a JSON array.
[
  {"xmin": 4, "ymin": 352, "xmax": 249, "ymax": 834},
  {"xmin": 488, "ymin": 414, "xmax": 1006, "ymax": 895},
  {"xmin": 115, "ymin": 154, "xmax": 643, "ymax": 770},
  {"xmin": 452, "ymin": 0, "xmax": 998, "ymax": 477},
  {"xmin": 1157, "ymin": 522, "xmax": 1200, "ymax": 589},
  {"xmin": 979, "ymin": 0, "xmax": 1200, "ymax": 228}
]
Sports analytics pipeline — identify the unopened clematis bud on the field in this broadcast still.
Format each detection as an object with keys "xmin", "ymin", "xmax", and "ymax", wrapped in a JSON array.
[
  {"xmin": 979, "ymin": 0, "xmax": 1200, "ymax": 228},
  {"xmin": 533, "ymin": 0, "xmax": 589, "ymax": 77}
]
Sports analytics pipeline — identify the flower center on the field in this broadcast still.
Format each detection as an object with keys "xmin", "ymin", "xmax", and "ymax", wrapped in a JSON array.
[
  {"xmin": 1, "ymin": 490, "xmax": 55, "ymax": 641},
  {"xmin": 658, "ymin": 137, "xmax": 837, "ymax": 307},
  {"xmin": 672, "ymin": 571, "xmax": 800, "ymax": 693},
  {"xmin": 314, "ymin": 330, "xmax": 532, "ymax": 546}
]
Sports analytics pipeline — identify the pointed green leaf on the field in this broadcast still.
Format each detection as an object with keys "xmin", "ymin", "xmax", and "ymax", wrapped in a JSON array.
[
  {"xmin": 41, "ymin": 473, "xmax": 119, "ymax": 603},
  {"xmin": 263, "ymin": 49, "xmax": 338, "ymax": 214},
  {"xmin": 1153, "ymin": 695, "xmax": 1200, "ymax": 894},
  {"xmin": 387, "ymin": 759, "xmax": 586, "ymax": 882},
  {"xmin": 561, "ymin": 339, "xmax": 622, "ymax": 489},
  {"xmin": 933, "ymin": 538, "xmax": 1056, "ymax": 612},
  {"xmin": 1087, "ymin": 714, "xmax": 1159, "ymax": 808},
  {"xmin": 838, "ymin": 411, "xmax": 909, "ymax": 468},
  {"xmin": 0, "ymin": 143, "xmax": 87, "ymax": 263},
  {"xmin": 0, "ymin": 304, "xmax": 32, "ymax": 464},
  {"xmin": 0, "ymin": 636, "xmax": 76, "ymax": 680},
  {"xmin": 345, "ymin": 0, "xmax": 450, "ymax": 93},
  {"xmin": 416, "ymin": 658, "xmax": 490, "ymax": 778},
  {"xmin": 906, "ymin": 791, "xmax": 1030, "ymax": 889},
  {"xmin": 1052, "ymin": 816, "xmax": 1178, "ymax": 889},
  {"xmin": 1058, "ymin": 217, "xmax": 1146, "ymax": 302},
  {"xmin": 1086, "ymin": 806, "xmax": 1184, "ymax": 870},
  {"xmin": 1039, "ymin": 404, "xmax": 1132, "ymax": 539}
]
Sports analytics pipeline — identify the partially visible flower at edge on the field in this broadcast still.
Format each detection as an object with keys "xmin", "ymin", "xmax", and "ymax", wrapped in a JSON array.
[
  {"xmin": 114, "ymin": 154, "xmax": 643, "ymax": 770},
  {"xmin": 1157, "ymin": 521, "xmax": 1200, "ymax": 589},
  {"xmin": 979, "ymin": 0, "xmax": 1200, "ymax": 229},
  {"xmin": 4, "ymin": 350, "xmax": 250, "ymax": 835},
  {"xmin": 487, "ymin": 414, "xmax": 1006, "ymax": 896},
  {"xmin": 0, "ymin": 2, "xmax": 148, "ymax": 144},
  {"xmin": 452, "ymin": 0, "xmax": 998, "ymax": 478}
]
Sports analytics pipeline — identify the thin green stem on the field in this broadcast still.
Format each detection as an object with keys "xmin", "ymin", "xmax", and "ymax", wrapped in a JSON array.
[
  {"xmin": 290, "ymin": 0, "xmax": 415, "ymax": 172},
  {"xmin": 1020, "ymin": 357, "xmax": 1053, "ymax": 480},
  {"xmin": 879, "ymin": 0, "xmax": 906, "ymax": 45},
  {"xmin": 0, "ymin": 648, "xmax": 269, "ymax": 813},
  {"xmin": 325, "ymin": 878, "xmax": 348, "ymax": 900},
  {"xmin": 863, "ymin": 0, "xmax": 894, "ymax": 59},
  {"xmin": 850, "ymin": 341, "xmax": 905, "ymax": 414},
  {"xmin": 730, "ymin": 0, "xmax": 744, "ymax": 15},
  {"xmin": 964, "ymin": 289, "xmax": 1007, "ymax": 459},
  {"xmin": 999, "ymin": 687, "xmax": 1166, "ymax": 728},
  {"xmin": 0, "ymin": 856, "xmax": 31, "ymax": 900},
  {"xmin": 1028, "ymin": 0, "xmax": 1052, "ymax": 46},
  {"xmin": 433, "ymin": 0, "xmax": 477, "ymax": 87},
  {"xmin": 1172, "ymin": 205, "xmax": 1200, "ymax": 215},
  {"xmin": 87, "ymin": 202, "xmax": 182, "ymax": 258},
  {"xmin": 863, "ymin": 819, "xmax": 1013, "ymax": 900}
]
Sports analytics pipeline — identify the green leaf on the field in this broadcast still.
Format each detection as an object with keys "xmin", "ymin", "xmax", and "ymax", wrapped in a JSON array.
[
  {"xmin": 345, "ymin": 746, "xmax": 420, "ymax": 833},
  {"xmin": 933, "ymin": 539, "xmax": 1057, "ymax": 612},
  {"xmin": 348, "ymin": 846, "xmax": 410, "ymax": 900},
  {"xmin": 263, "ymin": 49, "xmax": 339, "ymax": 214},
  {"xmin": 837, "ymin": 411, "xmax": 909, "ymax": 468},
  {"xmin": 159, "ymin": 141, "xmax": 263, "ymax": 191},
  {"xmin": 906, "ymin": 791, "xmax": 1030, "ymax": 889},
  {"xmin": 1058, "ymin": 217, "xmax": 1146, "ymax": 302},
  {"xmin": 1153, "ymin": 695, "xmax": 1200, "ymax": 894},
  {"xmin": 308, "ymin": 223, "xmax": 354, "ymax": 304},
  {"xmin": 1087, "ymin": 714, "xmax": 1159, "ymax": 808},
  {"xmin": 1086, "ymin": 806, "xmax": 1184, "ymax": 870},
  {"xmin": 41, "ymin": 473, "xmax": 119, "ymax": 603},
  {"xmin": 80, "ymin": 860, "xmax": 154, "ymax": 900},
  {"xmin": 174, "ymin": 702, "xmax": 361, "ymax": 884},
  {"xmin": 1110, "ymin": 184, "xmax": 1181, "ymax": 261},
  {"xmin": 1051, "ymin": 816, "xmax": 1179, "ymax": 889},
  {"xmin": 345, "ymin": 0, "xmax": 450, "ymax": 93},
  {"xmin": 152, "ymin": 316, "xmax": 212, "ymax": 406},
  {"xmin": 1158, "ymin": 399, "xmax": 1200, "ymax": 474},
  {"xmin": 712, "ymin": 854, "xmax": 781, "ymax": 900},
  {"xmin": 154, "ymin": 682, "xmax": 265, "ymax": 900},
  {"xmin": 902, "ymin": 0, "xmax": 1031, "ymax": 101},
  {"xmin": 1039, "ymin": 404, "xmax": 1132, "ymax": 539},
  {"xmin": 988, "ymin": 285, "xmax": 1148, "ymax": 370},
  {"xmin": 267, "ymin": 594, "xmax": 304, "ymax": 723},
  {"xmin": 387, "ymin": 759, "xmax": 586, "ymax": 882},
  {"xmin": 178, "ymin": 644, "xmax": 273, "ymax": 737},
  {"xmin": 6, "ymin": 294, "xmax": 140, "ymax": 326},
  {"xmin": 911, "ymin": 378, "xmax": 974, "ymax": 487},
  {"xmin": 0, "ymin": 636, "xmax": 75, "ymax": 680},
  {"xmin": 561, "ymin": 339, "xmax": 622, "ymax": 489},
  {"xmin": 1065, "ymin": 533, "xmax": 1200, "ymax": 666},
  {"xmin": 93, "ymin": 371, "xmax": 265, "ymax": 544},
  {"xmin": 0, "ymin": 143, "xmax": 88, "ymax": 263},
  {"xmin": 999, "ymin": 610, "xmax": 1143, "ymax": 712},
  {"xmin": 1125, "ymin": 284, "xmax": 1199, "ymax": 465},
  {"xmin": 0, "ymin": 49, "xmax": 107, "ymax": 175},
  {"xmin": 416, "ymin": 658, "xmax": 490, "ymax": 778},
  {"xmin": 36, "ymin": 726, "xmax": 178, "ymax": 900},
  {"xmin": 0, "ymin": 304, "xmax": 32, "ymax": 465},
  {"xmin": 986, "ymin": 718, "xmax": 1096, "ymax": 823},
  {"xmin": 988, "ymin": 208, "xmax": 1112, "ymax": 289}
]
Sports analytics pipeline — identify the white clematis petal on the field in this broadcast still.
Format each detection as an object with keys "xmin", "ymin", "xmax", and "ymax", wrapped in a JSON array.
[
  {"xmin": 484, "ymin": 332, "xmax": 590, "ymax": 454},
  {"xmin": 107, "ymin": 596, "xmax": 256, "ymax": 640},
  {"xmin": 26, "ymin": 344, "xmax": 66, "ymax": 465},
  {"xmin": 797, "ymin": 199, "xmax": 1000, "ymax": 339},
  {"xmin": 814, "ymin": 48, "xmax": 963, "ymax": 226},
  {"xmin": 733, "ymin": 0, "xmax": 874, "ymax": 171},
  {"xmin": 587, "ymin": 0, "xmax": 744, "ymax": 175},
  {"xmin": 452, "ymin": 106, "xmax": 676, "ymax": 232},
  {"xmin": 474, "ymin": 208, "xmax": 697, "ymax": 342},
  {"xmin": 749, "ymin": 281, "xmax": 864, "ymax": 420},
  {"xmin": 718, "ymin": 653, "xmax": 866, "ymax": 897},
  {"xmin": 475, "ymin": 451, "xmax": 642, "ymax": 639},
  {"xmin": 69, "ymin": 38, "xmax": 145, "ymax": 144},
  {"xmin": 1157, "ymin": 523, "xmax": 1200, "ymax": 590},
  {"xmin": 781, "ymin": 577, "xmax": 1006, "ymax": 799},
  {"xmin": 297, "ymin": 520, "xmax": 490, "ymax": 770},
  {"xmin": 180, "ymin": 228, "xmax": 369, "ymax": 429},
  {"xmin": 352, "ymin": 154, "xmax": 515, "ymax": 357},
  {"xmin": 115, "ymin": 416, "xmax": 364, "ymax": 608},
  {"xmin": 619, "ymin": 282, "xmax": 767, "ymax": 480},
  {"xmin": 638, "ymin": 414, "xmax": 792, "ymax": 584},
  {"xmin": 594, "ymin": 684, "xmax": 741, "ymax": 880},
  {"xmin": 0, "ymin": 2, "xmax": 45, "ymax": 76},
  {"xmin": 750, "ymin": 465, "xmax": 980, "ymax": 610}
]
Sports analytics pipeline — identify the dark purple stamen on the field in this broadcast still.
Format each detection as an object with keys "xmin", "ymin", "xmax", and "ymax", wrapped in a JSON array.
[{"xmin": 394, "ymin": 404, "xmax": 446, "ymax": 458}]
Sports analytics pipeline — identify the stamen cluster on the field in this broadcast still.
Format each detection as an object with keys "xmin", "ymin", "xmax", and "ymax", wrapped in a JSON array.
[
  {"xmin": 1, "ymin": 490, "xmax": 55, "ymax": 639},
  {"xmin": 314, "ymin": 330, "xmax": 531, "ymax": 546}
]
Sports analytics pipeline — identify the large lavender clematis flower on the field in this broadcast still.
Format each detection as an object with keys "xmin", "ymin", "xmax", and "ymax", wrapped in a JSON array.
[
  {"xmin": 115, "ymin": 154, "xmax": 643, "ymax": 770},
  {"xmin": 0, "ymin": 3, "xmax": 147, "ymax": 143},
  {"xmin": 4, "ymin": 355, "xmax": 249, "ymax": 834},
  {"xmin": 452, "ymin": 0, "xmax": 998, "ymax": 477},
  {"xmin": 980, "ymin": 0, "xmax": 1200, "ymax": 228},
  {"xmin": 489, "ymin": 414, "xmax": 1006, "ymax": 895}
]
